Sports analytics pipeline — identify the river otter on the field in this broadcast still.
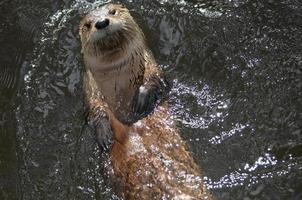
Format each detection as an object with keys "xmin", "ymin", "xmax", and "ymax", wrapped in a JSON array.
[
  {"xmin": 80, "ymin": 3, "xmax": 215, "ymax": 200},
  {"xmin": 80, "ymin": 3, "xmax": 167, "ymax": 126}
]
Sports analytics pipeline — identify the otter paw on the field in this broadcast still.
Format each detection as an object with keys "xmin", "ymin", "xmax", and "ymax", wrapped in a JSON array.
[
  {"xmin": 88, "ymin": 110, "xmax": 114, "ymax": 152},
  {"xmin": 132, "ymin": 85, "xmax": 158, "ymax": 120}
]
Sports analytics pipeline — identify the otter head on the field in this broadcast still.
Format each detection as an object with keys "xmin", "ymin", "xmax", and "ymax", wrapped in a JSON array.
[{"xmin": 79, "ymin": 4, "xmax": 145, "ymax": 57}]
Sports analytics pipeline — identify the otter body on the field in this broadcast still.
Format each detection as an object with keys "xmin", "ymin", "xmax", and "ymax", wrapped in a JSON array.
[
  {"xmin": 80, "ymin": 4, "xmax": 214, "ymax": 200},
  {"xmin": 80, "ymin": 4, "xmax": 165, "ymax": 124},
  {"xmin": 110, "ymin": 105, "xmax": 213, "ymax": 199}
]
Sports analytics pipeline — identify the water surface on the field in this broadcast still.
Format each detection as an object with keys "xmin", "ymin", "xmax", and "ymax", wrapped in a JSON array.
[{"xmin": 0, "ymin": 0, "xmax": 301, "ymax": 199}]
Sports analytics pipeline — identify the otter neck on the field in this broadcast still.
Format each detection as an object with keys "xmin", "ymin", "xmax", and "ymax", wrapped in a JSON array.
[{"xmin": 84, "ymin": 41, "xmax": 146, "ymax": 123}]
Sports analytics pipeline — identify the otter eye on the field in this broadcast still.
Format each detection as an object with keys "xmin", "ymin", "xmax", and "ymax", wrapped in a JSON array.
[
  {"xmin": 84, "ymin": 22, "xmax": 91, "ymax": 29},
  {"xmin": 109, "ymin": 9, "xmax": 116, "ymax": 15}
]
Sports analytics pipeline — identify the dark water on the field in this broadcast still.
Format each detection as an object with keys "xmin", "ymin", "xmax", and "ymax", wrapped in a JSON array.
[{"xmin": 0, "ymin": 0, "xmax": 301, "ymax": 199}]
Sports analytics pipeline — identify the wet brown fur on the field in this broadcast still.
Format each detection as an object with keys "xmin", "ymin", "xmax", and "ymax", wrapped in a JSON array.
[{"xmin": 80, "ymin": 4, "xmax": 215, "ymax": 200}]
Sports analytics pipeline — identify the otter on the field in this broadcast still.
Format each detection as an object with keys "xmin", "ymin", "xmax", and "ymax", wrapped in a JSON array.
[
  {"xmin": 80, "ymin": 4, "xmax": 215, "ymax": 200},
  {"xmin": 80, "ymin": 3, "xmax": 167, "ymax": 126}
]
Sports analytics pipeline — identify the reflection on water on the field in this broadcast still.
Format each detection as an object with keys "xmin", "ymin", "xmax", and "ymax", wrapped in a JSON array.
[{"xmin": 0, "ymin": 0, "xmax": 301, "ymax": 199}]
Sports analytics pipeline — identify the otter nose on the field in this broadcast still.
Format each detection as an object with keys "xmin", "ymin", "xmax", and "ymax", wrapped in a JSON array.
[{"xmin": 95, "ymin": 19, "xmax": 110, "ymax": 30}]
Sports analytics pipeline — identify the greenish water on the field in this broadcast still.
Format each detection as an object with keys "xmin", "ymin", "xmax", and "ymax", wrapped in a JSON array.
[{"xmin": 0, "ymin": 0, "xmax": 301, "ymax": 199}]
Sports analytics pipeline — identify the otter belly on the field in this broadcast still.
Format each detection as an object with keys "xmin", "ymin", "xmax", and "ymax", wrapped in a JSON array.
[{"xmin": 109, "ymin": 105, "xmax": 214, "ymax": 200}]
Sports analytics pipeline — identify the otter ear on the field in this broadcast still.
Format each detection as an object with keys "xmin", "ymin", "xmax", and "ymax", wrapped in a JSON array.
[
  {"xmin": 113, "ymin": 2, "xmax": 126, "ymax": 9},
  {"xmin": 78, "ymin": 7, "xmax": 86, "ymax": 16}
]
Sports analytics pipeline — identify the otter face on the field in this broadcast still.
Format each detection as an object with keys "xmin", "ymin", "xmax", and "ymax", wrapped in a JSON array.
[{"xmin": 80, "ymin": 4, "xmax": 143, "ymax": 55}]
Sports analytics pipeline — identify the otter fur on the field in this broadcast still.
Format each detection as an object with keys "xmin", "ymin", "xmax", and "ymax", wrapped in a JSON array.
[
  {"xmin": 80, "ymin": 4, "xmax": 166, "ymax": 125},
  {"xmin": 80, "ymin": 4, "xmax": 215, "ymax": 200}
]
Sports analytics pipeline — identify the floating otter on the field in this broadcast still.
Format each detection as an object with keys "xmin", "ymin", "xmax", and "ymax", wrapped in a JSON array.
[{"xmin": 80, "ymin": 4, "xmax": 215, "ymax": 200}]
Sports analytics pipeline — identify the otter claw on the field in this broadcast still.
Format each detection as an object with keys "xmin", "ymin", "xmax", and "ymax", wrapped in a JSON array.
[
  {"xmin": 89, "ymin": 110, "xmax": 114, "ymax": 152},
  {"xmin": 132, "ymin": 85, "xmax": 158, "ymax": 119}
]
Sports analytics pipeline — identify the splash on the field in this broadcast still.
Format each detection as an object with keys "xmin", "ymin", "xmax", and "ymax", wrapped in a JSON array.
[
  {"xmin": 170, "ymin": 79, "xmax": 229, "ymax": 129},
  {"xmin": 209, "ymin": 123, "xmax": 249, "ymax": 144},
  {"xmin": 204, "ymin": 153, "xmax": 288, "ymax": 189}
]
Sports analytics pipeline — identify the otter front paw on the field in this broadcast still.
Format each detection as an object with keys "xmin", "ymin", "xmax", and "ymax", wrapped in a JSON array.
[
  {"xmin": 88, "ymin": 109, "xmax": 114, "ymax": 152},
  {"xmin": 132, "ymin": 85, "xmax": 159, "ymax": 120}
]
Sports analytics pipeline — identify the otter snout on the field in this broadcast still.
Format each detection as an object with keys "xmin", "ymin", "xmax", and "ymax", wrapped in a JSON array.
[{"xmin": 95, "ymin": 19, "xmax": 110, "ymax": 30}]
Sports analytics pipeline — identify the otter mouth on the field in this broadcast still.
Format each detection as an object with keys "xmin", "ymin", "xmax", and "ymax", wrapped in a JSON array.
[{"xmin": 90, "ymin": 29, "xmax": 110, "ymax": 42}]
